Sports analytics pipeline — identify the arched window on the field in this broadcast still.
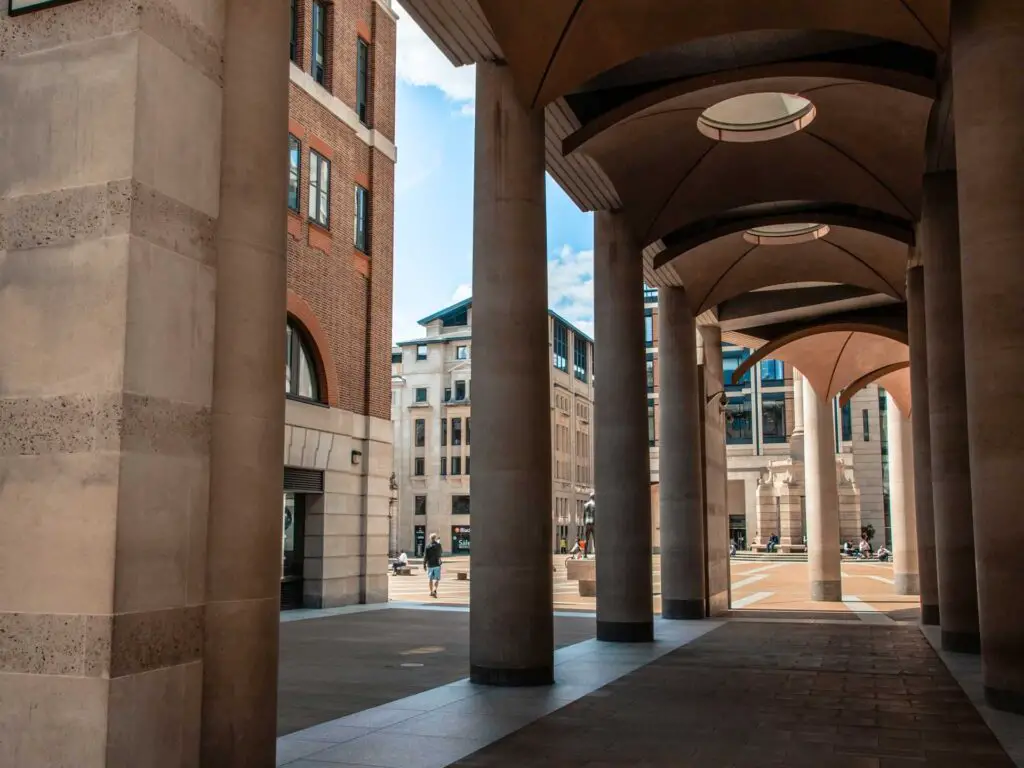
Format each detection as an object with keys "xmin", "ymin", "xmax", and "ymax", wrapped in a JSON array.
[{"xmin": 286, "ymin": 318, "xmax": 322, "ymax": 402}]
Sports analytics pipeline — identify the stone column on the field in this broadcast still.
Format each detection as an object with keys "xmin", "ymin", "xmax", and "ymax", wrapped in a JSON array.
[
  {"xmin": 791, "ymin": 369, "xmax": 805, "ymax": 462},
  {"xmin": 886, "ymin": 396, "xmax": 920, "ymax": 594},
  {"xmin": 469, "ymin": 62, "xmax": 554, "ymax": 683},
  {"xmin": 594, "ymin": 210, "xmax": 654, "ymax": 641},
  {"xmin": 952, "ymin": 0, "xmax": 1024, "ymax": 712},
  {"xmin": 700, "ymin": 326, "xmax": 731, "ymax": 612},
  {"xmin": 906, "ymin": 263, "xmax": 940, "ymax": 625},
  {"xmin": 0, "ymin": 3, "xmax": 231, "ymax": 764},
  {"xmin": 919, "ymin": 174, "xmax": 980, "ymax": 653},
  {"xmin": 201, "ymin": 0, "xmax": 290, "ymax": 763},
  {"xmin": 803, "ymin": 377, "xmax": 842, "ymax": 601},
  {"xmin": 658, "ymin": 288, "xmax": 706, "ymax": 619}
]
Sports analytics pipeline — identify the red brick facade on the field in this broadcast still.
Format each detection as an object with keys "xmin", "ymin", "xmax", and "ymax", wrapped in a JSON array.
[{"xmin": 286, "ymin": 0, "xmax": 396, "ymax": 420}]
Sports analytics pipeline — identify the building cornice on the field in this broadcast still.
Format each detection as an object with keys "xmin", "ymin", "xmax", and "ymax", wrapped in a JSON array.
[{"xmin": 289, "ymin": 63, "xmax": 398, "ymax": 163}]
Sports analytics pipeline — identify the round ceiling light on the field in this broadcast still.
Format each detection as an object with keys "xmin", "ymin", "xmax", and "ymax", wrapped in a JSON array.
[
  {"xmin": 743, "ymin": 223, "xmax": 830, "ymax": 246},
  {"xmin": 697, "ymin": 92, "xmax": 815, "ymax": 143}
]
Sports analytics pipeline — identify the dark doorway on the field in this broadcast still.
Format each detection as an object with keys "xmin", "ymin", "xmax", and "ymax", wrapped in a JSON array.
[
  {"xmin": 281, "ymin": 492, "xmax": 306, "ymax": 610},
  {"xmin": 414, "ymin": 525, "xmax": 426, "ymax": 557}
]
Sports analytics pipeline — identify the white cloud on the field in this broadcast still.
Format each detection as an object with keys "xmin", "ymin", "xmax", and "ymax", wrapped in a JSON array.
[
  {"xmin": 548, "ymin": 245, "xmax": 595, "ymax": 338},
  {"xmin": 451, "ymin": 283, "xmax": 472, "ymax": 302},
  {"xmin": 395, "ymin": 1, "xmax": 476, "ymax": 105}
]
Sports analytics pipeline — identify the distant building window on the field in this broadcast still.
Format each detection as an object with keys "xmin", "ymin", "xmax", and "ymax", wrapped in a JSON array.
[
  {"xmin": 466, "ymin": 417, "xmax": 470, "ymax": 445},
  {"xmin": 455, "ymin": 380, "xmax": 466, "ymax": 401},
  {"xmin": 415, "ymin": 495, "xmax": 426, "ymax": 516},
  {"xmin": 391, "ymin": 351, "xmax": 402, "ymax": 364},
  {"xmin": 440, "ymin": 457, "xmax": 447, "ymax": 476},
  {"xmin": 414, "ymin": 419, "xmax": 425, "ymax": 448},
  {"xmin": 452, "ymin": 417, "xmax": 463, "ymax": 446},
  {"xmin": 308, "ymin": 149, "xmax": 330, "ymax": 228},
  {"xmin": 553, "ymin": 320, "xmax": 568, "ymax": 371},
  {"xmin": 761, "ymin": 393, "xmax": 787, "ymax": 444},
  {"xmin": 288, "ymin": 135, "xmax": 301, "ymax": 212},
  {"xmin": 722, "ymin": 347, "xmax": 751, "ymax": 389},
  {"xmin": 452, "ymin": 495, "xmax": 470, "ymax": 516},
  {"xmin": 415, "ymin": 387, "xmax": 427, "ymax": 403},
  {"xmin": 286, "ymin": 319, "xmax": 321, "ymax": 402},
  {"xmin": 646, "ymin": 354, "xmax": 655, "ymax": 392},
  {"xmin": 414, "ymin": 457, "xmax": 425, "ymax": 476},
  {"xmin": 456, "ymin": 345, "xmax": 468, "ymax": 360},
  {"xmin": 574, "ymin": 337, "xmax": 588, "ymax": 382},
  {"xmin": 416, "ymin": 345, "xmax": 428, "ymax": 361},
  {"xmin": 465, "ymin": 456, "xmax": 470, "ymax": 475},
  {"xmin": 841, "ymin": 400, "xmax": 853, "ymax": 442},
  {"xmin": 443, "ymin": 306, "xmax": 469, "ymax": 327},
  {"xmin": 760, "ymin": 359, "xmax": 784, "ymax": 384},
  {"xmin": 441, "ymin": 418, "xmax": 447, "ymax": 446},
  {"xmin": 451, "ymin": 456, "xmax": 462, "ymax": 476},
  {"xmin": 726, "ymin": 395, "xmax": 754, "ymax": 445},
  {"xmin": 648, "ymin": 398, "xmax": 656, "ymax": 446},
  {"xmin": 356, "ymin": 37, "xmax": 370, "ymax": 124},
  {"xmin": 644, "ymin": 310, "xmax": 654, "ymax": 345},
  {"xmin": 311, "ymin": 1, "xmax": 327, "ymax": 85},
  {"xmin": 444, "ymin": 387, "xmax": 452, "ymax": 402},
  {"xmin": 354, "ymin": 184, "xmax": 369, "ymax": 252},
  {"xmin": 862, "ymin": 409, "xmax": 870, "ymax": 441},
  {"xmin": 289, "ymin": 0, "xmax": 299, "ymax": 63}
]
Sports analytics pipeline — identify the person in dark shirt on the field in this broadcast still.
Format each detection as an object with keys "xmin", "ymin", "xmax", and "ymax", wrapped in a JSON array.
[{"xmin": 423, "ymin": 533, "xmax": 443, "ymax": 598}]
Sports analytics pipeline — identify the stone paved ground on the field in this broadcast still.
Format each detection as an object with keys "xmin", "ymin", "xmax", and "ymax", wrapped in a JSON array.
[
  {"xmin": 278, "ymin": 608, "xmax": 595, "ymax": 736},
  {"xmin": 450, "ymin": 622, "xmax": 1014, "ymax": 768}
]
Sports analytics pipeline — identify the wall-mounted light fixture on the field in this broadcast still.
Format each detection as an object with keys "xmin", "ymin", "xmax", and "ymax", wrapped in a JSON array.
[{"xmin": 351, "ymin": 449, "xmax": 362, "ymax": 466}]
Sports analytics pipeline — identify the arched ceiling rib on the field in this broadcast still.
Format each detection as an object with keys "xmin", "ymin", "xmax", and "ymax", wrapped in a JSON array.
[
  {"xmin": 476, "ymin": 0, "xmax": 949, "ymax": 108},
  {"xmin": 840, "ymin": 362, "xmax": 913, "ymax": 416}
]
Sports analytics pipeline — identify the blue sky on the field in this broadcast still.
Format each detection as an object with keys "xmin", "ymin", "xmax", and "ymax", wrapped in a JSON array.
[{"xmin": 391, "ymin": 2, "xmax": 595, "ymax": 343}]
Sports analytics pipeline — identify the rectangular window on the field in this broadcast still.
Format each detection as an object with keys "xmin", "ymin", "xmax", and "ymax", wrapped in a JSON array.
[
  {"xmin": 414, "ymin": 457, "xmax": 424, "ymax": 476},
  {"xmin": 440, "ymin": 456, "xmax": 447, "ymax": 476},
  {"xmin": 311, "ymin": 1, "xmax": 326, "ymax": 85},
  {"xmin": 760, "ymin": 359, "xmax": 784, "ymax": 384},
  {"xmin": 452, "ymin": 417, "xmax": 462, "ymax": 446},
  {"xmin": 444, "ymin": 387, "xmax": 452, "ymax": 402},
  {"xmin": 416, "ymin": 344, "xmax": 428, "ymax": 361},
  {"xmin": 455, "ymin": 380, "xmax": 466, "ymax": 401},
  {"xmin": 414, "ymin": 419, "xmax": 425, "ymax": 448},
  {"xmin": 414, "ymin": 495, "xmax": 426, "ymax": 516},
  {"xmin": 862, "ymin": 409, "xmax": 870, "ymax": 441},
  {"xmin": 722, "ymin": 347, "xmax": 751, "ymax": 389},
  {"xmin": 648, "ymin": 398, "xmax": 656, "ymax": 446},
  {"xmin": 456, "ymin": 345, "xmax": 468, "ymax": 360},
  {"xmin": 451, "ymin": 456, "xmax": 461, "ymax": 476},
  {"xmin": 308, "ymin": 150, "xmax": 330, "ymax": 228},
  {"xmin": 841, "ymin": 400, "xmax": 853, "ymax": 441},
  {"xmin": 452, "ymin": 495, "xmax": 470, "ymax": 516},
  {"xmin": 356, "ymin": 37, "xmax": 370, "ymax": 124},
  {"xmin": 440, "ymin": 418, "xmax": 447, "ymax": 446},
  {"xmin": 644, "ymin": 310, "xmax": 654, "ymax": 345},
  {"xmin": 354, "ymin": 184, "xmax": 369, "ymax": 252},
  {"xmin": 465, "ymin": 456, "xmax": 470, "ymax": 475},
  {"xmin": 287, "ymin": 134, "xmax": 301, "ymax": 212},
  {"xmin": 553, "ymin": 320, "xmax": 568, "ymax": 371},
  {"xmin": 573, "ymin": 337, "xmax": 588, "ymax": 382},
  {"xmin": 726, "ymin": 395, "xmax": 754, "ymax": 445},
  {"xmin": 414, "ymin": 387, "xmax": 427, "ymax": 403},
  {"xmin": 646, "ymin": 354, "xmax": 655, "ymax": 392},
  {"xmin": 761, "ymin": 393, "xmax": 787, "ymax": 444},
  {"xmin": 289, "ymin": 0, "xmax": 299, "ymax": 63},
  {"xmin": 466, "ymin": 417, "xmax": 471, "ymax": 446}
]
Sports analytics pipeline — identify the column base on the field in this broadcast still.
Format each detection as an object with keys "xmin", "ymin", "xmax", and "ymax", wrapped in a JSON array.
[
  {"xmin": 941, "ymin": 630, "xmax": 981, "ymax": 654},
  {"xmin": 893, "ymin": 573, "xmax": 920, "ymax": 595},
  {"xmin": 596, "ymin": 620, "xmax": 654, "ymax": 643},
  {"xmin": 985, "ymin": 686, "xmax": 1024, "ymax": 715},
  {"xmin": 810, "ymin": 580, "xmax": 842, "ymax": 602},
  {"xmin": 470, "ymin": 665, "xmax": 554, "ymax": 687},
  {"xmin": 921, "ymin": 604, "xmax": 940, "ymax": 625},
  {"xmin": 662, "ymin": 598, "xmax": 706, "ymax": 620}
]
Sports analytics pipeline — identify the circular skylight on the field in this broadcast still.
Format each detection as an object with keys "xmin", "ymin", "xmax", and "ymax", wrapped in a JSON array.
[
  {"xmin": 743, "ymin": 223, "xmax": 830, "ymax": 246},
  {"xmin": 697, "ymin": 93, "xmax": 815, "ymax": 143}
]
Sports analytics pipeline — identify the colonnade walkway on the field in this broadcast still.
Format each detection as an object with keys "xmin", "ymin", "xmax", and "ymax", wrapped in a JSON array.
[{"xmin": 277, "ymin": 608, "xmax": 1023, "ymax": 767}]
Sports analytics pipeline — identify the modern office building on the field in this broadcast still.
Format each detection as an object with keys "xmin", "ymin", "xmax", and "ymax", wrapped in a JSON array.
[
  {"xmin": 392, "ymin": 299, "xmax": 595, "ymax": 556},
  {"xmin": 280, "ymin": 0, "xmax": 397, "ymax": 610},
  {"xmin": 645, "ymin": 289, "xmax": 891, "ymax": 552}
]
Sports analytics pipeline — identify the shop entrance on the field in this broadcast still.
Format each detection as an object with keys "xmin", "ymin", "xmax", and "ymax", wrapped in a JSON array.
[
  {"xmin": 451, "ymin": 525, "xmax": 471, "ymax": 554},
  {"xmin": 282, "ymin": 467, "xmax": 324, "ymax": 610}
]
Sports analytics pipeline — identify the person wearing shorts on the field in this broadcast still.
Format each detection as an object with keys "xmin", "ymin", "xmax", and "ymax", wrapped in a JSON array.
[{"xmin": 423, "ymin": 532, "xmax": 443, "ymax": 598}]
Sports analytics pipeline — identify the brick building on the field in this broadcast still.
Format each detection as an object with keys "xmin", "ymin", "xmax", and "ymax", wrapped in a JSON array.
[{"xmin": 281, "ymin": 0, "xmax": 397, "ymax": 609}]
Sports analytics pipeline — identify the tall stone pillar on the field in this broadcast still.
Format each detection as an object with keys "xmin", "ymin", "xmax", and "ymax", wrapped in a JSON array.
[
  {"xmin": 699, "ymin": 326, "xmax": 731, "ymax": 612},
  {"xmin": 906, "ymin": 263, "xmax": 940, "ymax": 625},
  {"xmin": 885, "ymin": 397, "xmax": 920, "ymax": 595},
  {"xmin": 0, "ymin": 2, "xmax": 243, "ymax": 764},
  {"xmin": 952, "ymin": 0, "xmax": 1024, "ymax": 712},
  {"xmin": 919, "ymin": 175, "xmax": 980, "ymax": 653},
  {"xmin": 594, "ymin": 210, "xmax": 654, "ymax": 641},
  {"xmin": 202, "ymin": 0, "xmax": 290, "ymax": 764},
  {"xmin": 803, "ymin": 377, "xmax": 842, "ymax": 601},
  {"xmin": 791, "ymin": 369, "xmax": 805, "ymax": 462},
  {"xmin": 658, "ymin": 288, "xmax": 706, "ymax": 619},
  {"xmin": 469, "ymin": 62, "xmax": 554, "ymax": 683}
]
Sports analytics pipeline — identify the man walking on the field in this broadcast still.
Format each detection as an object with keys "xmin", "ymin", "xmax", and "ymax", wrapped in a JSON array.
[
  {"xmin": 423, "ymin": 532, "xmax": 443, "ymax": 599},
  {"xmin": 583, "ymin": 491, "xmax": 596, "ymax": 558}
]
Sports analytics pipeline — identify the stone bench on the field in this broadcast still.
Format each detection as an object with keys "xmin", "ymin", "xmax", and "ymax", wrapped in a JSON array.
[
  {"xmin": 456, "ymin": 571, "xmax": 469, "ymax": 581},
  {"xmin": 578, "ymin": 579, "xmax": 596, "ymax": 597},
  {"xmin": 565, "ymin": 558, "xmax": 595, "ymax": 582},
  {"xmin": 394, "ymin": 566, "xmax": 413, "ymax": 576}
]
